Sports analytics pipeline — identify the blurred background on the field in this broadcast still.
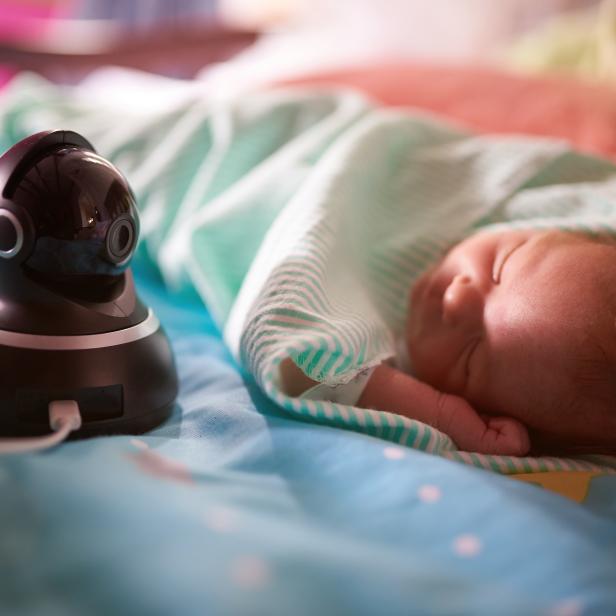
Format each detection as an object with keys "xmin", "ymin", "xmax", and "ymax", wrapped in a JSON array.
[{"xmin": 0, "ymin": 0, "xmax": 612, "ymax": 92}]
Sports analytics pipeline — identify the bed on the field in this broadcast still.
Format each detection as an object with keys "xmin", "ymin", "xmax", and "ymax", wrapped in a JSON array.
[{"xmin": 1, "ymin": 65, "xmax": 616, "ymax": 616}]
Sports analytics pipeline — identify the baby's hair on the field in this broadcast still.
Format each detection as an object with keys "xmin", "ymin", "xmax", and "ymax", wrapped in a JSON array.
[
  {"xmin": 565, "ymin": 227, "xmax": 616, "ymax": 247},
  {"xmin": 566, "ymin": 355, "xmax": 616, "ymax": 454},
  {"xmin": 530, "ymin": 228, "xmax": 616, "ymax": 455},
  {"xmin": 530, "ymin": 361, "xmax": 616, "ymax": 455}
]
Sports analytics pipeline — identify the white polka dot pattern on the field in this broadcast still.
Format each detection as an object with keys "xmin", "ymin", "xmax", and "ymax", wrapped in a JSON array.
[
  {"xmin": 547, "ymin": 598, "xmax": 583, "ymax": 616},
  {"xmin": 417, "ymin": 484, "xmax": 442, "ymax": 503},
  {"xmin": 203, "ymin": 506, "xmax": 239, "ymax": 533},
  {"xmin": 383, "ymin": 446, "xmax": 406, "ymax": 460},
  {"xmin": 452, "ymin": 534, "xmax": 482, "ymax": 558},
  {"xmin": 231, "ymin": 556, "xmax": 271, "ymax": 589}
]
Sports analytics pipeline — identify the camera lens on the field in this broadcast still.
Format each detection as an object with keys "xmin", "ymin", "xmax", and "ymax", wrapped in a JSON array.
[
  {"xmin": 0, "ymin": 211, "xmax": 19, "ymax": 255},
  {"xmin": 106, "ymin": 217, "xmax": 135, "ymax": 263},
  {"xmin": 117, "ymin": 225, "xmax": 130, "ymax": 252}
]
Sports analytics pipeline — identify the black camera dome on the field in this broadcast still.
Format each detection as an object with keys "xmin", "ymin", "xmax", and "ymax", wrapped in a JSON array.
[
  {"xmin": 0, "ymin": 130, "xmax": 177, "ymax": 439},
  {"xmin": 11, "ymin": 146, "xmax": 140, "ymax": 280}
]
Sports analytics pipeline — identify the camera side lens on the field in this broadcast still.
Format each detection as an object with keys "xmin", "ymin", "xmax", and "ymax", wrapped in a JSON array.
[
  {"xmin": 117, "ymin": 225, "xmax": 130, "ymax": 252},
  {"xmin": 106, "ymin": 217, "xmax": 135, "ymax": 263},
  {"xmin": 0, "ymin": 209, "xmax": 24, "ymax": 259}
]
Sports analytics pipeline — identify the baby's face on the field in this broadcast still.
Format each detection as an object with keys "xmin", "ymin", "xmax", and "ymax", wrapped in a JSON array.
[{"xmin": 407, "ymin": 229, "xmax": 616, "ymax": 444}]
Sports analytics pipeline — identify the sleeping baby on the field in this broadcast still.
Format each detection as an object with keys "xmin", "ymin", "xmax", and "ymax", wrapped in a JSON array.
[{"xmin": 281, "ymin": 227, "xmax": 616, "ymax": 457}]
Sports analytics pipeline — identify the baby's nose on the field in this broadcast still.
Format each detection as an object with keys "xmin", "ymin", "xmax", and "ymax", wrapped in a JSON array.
[{"xmin": 442, "ymin": 274, "xmax": 484, "ymax": 328}]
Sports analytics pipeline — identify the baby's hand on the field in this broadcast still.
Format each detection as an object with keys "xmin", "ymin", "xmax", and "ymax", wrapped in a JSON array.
[
  {"xmin": 434, "ymin": 392, "xmax": 531, "ymax": 455},
  {"xmin": 477, "ymin": 415, "xmax": 531, "ymax": 457},
  {"xmin": 356, "ymin": 363, "xmax": 531, "ymax": 456}
]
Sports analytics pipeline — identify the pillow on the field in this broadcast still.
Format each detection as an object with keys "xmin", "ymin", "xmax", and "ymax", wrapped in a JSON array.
[{"xmin": 281, "ymin": 63, "xmax": 616, "ymax": 159}]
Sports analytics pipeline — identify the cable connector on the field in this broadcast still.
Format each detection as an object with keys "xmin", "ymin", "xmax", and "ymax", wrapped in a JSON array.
[
  {"xmin": 49, "ymin": 400, "xmax": 82, "ymax": 432},
  {"xmin": 0, "ymin": 400, "xmax": 82, "ymax": 455}
]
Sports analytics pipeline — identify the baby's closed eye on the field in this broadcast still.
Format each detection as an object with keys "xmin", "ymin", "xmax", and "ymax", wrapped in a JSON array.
[{"xmin": 491, "ymin": 239, "xmax": 527, "ymax": 284}]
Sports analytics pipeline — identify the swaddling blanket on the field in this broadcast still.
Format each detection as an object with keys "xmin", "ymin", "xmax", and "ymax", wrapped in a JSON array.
[{"xmin": 3, "ymin": 75, "xmax": 616, "ymax": 475}]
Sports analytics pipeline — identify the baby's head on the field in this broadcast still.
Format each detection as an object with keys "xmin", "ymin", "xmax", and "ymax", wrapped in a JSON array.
[{"xmin": 407, "ymin": 228, "xmax": 616, "ymax": 454}]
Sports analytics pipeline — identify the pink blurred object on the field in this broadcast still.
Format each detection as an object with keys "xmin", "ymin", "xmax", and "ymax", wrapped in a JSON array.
[
  {"xmin": 282, "ymin": 63, "xmax": 616, "ymax": 161},
  {"xmin": 0, "ymin": 65, "xmax": 15, "ymax": 90},
  {"xmin": 0, "ymin": 0, "xmax": 73, "ymax": 43},
  {"xmin": 0, "ymin": 0, "xmax": 72, "ymax": 90}
]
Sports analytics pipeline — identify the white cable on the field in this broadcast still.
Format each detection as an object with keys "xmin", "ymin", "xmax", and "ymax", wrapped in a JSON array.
[{"xmin": 0, "ymin": 400, "xmax": 82, "ymax": 455}]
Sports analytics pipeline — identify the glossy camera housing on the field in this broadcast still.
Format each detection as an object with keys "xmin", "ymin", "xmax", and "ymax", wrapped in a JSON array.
[
  {"xmin": 0, "ymin": 130, "xmax": 177, "ymax": 437},
  {"xmin": 14, "ymin": 146, "xmax": 140, "ymax": 278}
]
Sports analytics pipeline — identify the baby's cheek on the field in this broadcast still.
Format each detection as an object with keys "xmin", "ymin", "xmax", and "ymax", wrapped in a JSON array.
[{"xmin": 407, "ymin": 335, "xmax": 458, "ymax": 394}]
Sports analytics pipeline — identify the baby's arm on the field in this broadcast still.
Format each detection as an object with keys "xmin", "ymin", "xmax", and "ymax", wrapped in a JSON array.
[
  {"xmin": 280, "ymin": 358, "xmax": 529, "ymax": 455},
  {"xmin": 357, "ymin": 363, "xmax": 530, "ymax": 456}
]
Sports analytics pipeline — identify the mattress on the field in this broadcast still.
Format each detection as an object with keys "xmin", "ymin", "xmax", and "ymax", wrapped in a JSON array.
[{"xmin": 2, "ymin": 257, "xmax": 615, "ymax": 616}]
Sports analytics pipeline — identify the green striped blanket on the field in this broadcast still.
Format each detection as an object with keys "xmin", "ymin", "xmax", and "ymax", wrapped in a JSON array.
[{"xmin": 3, "ymin": 74, "xmax": 616, "ymax": 474}]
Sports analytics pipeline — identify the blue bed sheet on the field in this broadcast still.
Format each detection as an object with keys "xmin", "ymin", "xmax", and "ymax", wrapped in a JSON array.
[{"xmin": 1, "ymin": 258, "xmax": 615, "ymax": 616}]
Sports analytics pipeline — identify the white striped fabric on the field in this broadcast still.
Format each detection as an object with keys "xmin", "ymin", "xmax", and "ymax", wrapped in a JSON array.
[{"xmin": 2, "ymin": 74, "xmax": 616, "ymax": 475}]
